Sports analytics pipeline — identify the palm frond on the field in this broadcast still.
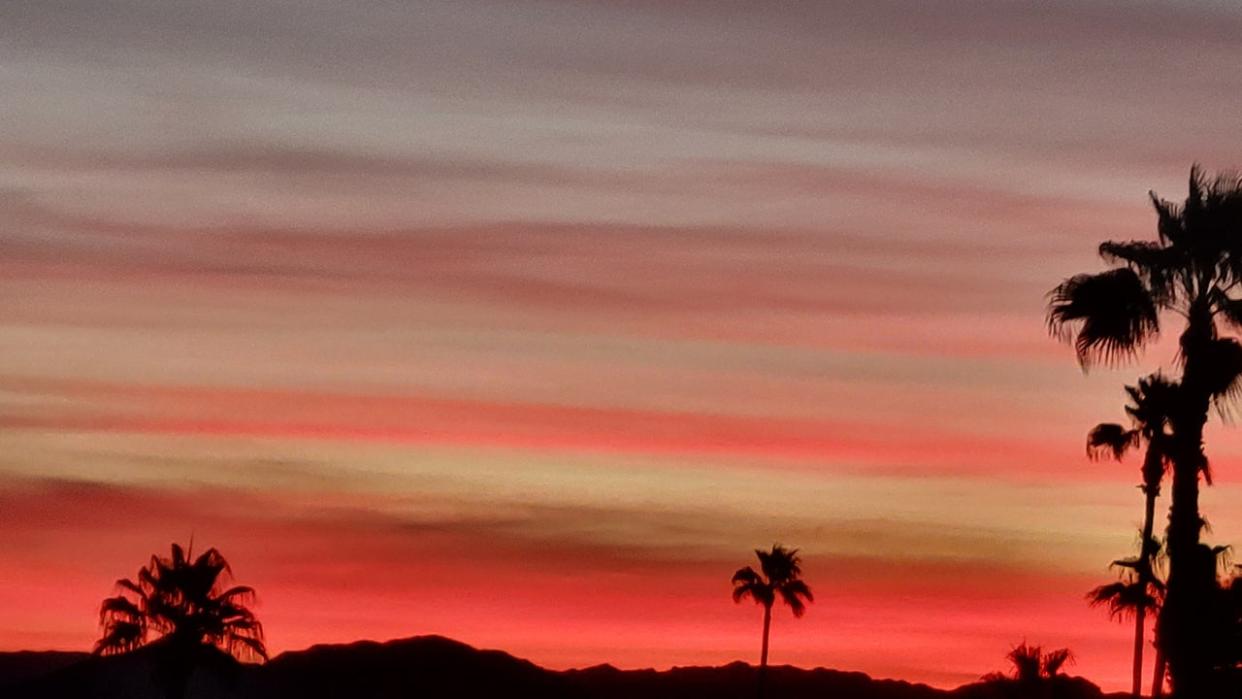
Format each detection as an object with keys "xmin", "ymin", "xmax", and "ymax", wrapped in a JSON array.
[
  {"xmin": 732, "ymin": 566, "xmax": 770, "ymax": 605},
  {"xmin": 755, "ymin": 544, "xmax": 802, "ymax": 584},
  {"xmin": 99, "ymin": 595, "xmax": 143, "ymax": 622},
  {"xmin": 778, "ymin": 579, "xmax": 814, "ymax": 618},
  {"xmin": 1047, "ymin": 269, "xmax": 1159, "ymax": 367},
  {"xmin": 216, "ymin": 585, "xmax": 256, "ymax": 603},
  {"xmin": 94, "ymin": 621, "xmax": 144, "ymax": 656},
  {"xmin": 227, "ymin": 633, "xmax": 268, "ymax": 662},
  {"xmin": 1042, "ymin": 648, "xmax": 1074, "ymax": 677},
  {"xmin": 1097, "ymin": 240, "xmax": 1179, "ymax": 303},
  {"xmin": 1007, "ymin": 642, "xmax": 1043, "ymax": 682},
  {"xmin": 1125, "ymin": 374, "xmax": 1178, "ymax": 433},
  {"xmin": 731, "ymin": 566, "xmax": 761, "ymax": 586},
  {"xmin": 733, "ymin": 582, "xmax": 773, "ymax": 606},
  {"xmin": 1085, "ymin": 423, "xmax": 1138, "ymax": 461},
  {"xmin": 1088, "ymin": 580, "xmax": 1158, "ymax": 621},
  {"xmin": 1149, "ymin": 190, "xmax": 1186, "ymax": 247}
]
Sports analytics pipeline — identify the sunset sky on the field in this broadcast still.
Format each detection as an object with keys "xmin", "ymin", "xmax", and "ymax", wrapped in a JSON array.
[{"xmin": 5, "ymin": 0, "xmax": 1242, "ymax": 692}]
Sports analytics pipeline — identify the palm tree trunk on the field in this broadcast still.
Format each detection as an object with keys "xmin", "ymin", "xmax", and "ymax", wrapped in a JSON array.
[
  {"xmin": 757, "ymin": 603, "xmax": 772, "ymax": 699},
  {"xmin": 1130, "ymin": 476, "xmax": 1159, "ymax": 699},
  {"xmin": 1151, "ymin": 645, "xmax": 1166, "ymax": 698},
  {"xmin": 1165, "ymin": 311, "xmax": 1212, "ymax": 696},
  {"xmin": 1131, "ymin": 604, "xmax": 1146, "ymax": 699}
]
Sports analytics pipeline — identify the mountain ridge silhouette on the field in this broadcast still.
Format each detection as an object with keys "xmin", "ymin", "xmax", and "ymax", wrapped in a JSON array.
[{"xmin": 1, "ymin": 634, "xmax": 1125, "ymax": 698}]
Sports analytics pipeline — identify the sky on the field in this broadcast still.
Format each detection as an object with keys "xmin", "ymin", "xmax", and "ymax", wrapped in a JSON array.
[{"xmin": 4, "ymin": 0, "xmax": 1242, "ymax": 691}]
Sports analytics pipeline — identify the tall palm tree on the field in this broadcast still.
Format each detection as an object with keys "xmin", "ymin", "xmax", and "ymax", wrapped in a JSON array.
[
  {"xmin": 732, "ymin": 544, "xmax": 814, "ymax": 699},
  {"xmin": 96, "ymin": 543, "xmax": 266, "ymax": 699},
  {"xmin": 1086, "ymin": 374, "xmax": 1176, "ymax": 697},
  {"xmin": 1048, "ymin": 165, "xmax": 1242, "ymax": 695}
]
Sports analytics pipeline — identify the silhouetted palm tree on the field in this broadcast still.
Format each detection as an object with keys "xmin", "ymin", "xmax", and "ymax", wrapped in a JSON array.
[
  {"xmin": 732, "ymin": 544, "xmax": 813, "ymax": 699},
  {"xmin": 1048, "ymin": 166, "xmax": 1242, "ymax": 695},
  {"xmin": 983, "ymin": 642, "xmax": 1075, "ymax": 690},
  {"xmin": 1009, "ymin": 642, "xmax": 1074, "ymax": 683},
  {"xmin": 1088, "ymin": 537, "xmax": 1165, "ymax": 699},
  {"xmin": 1086, "ymin": 374, "xmax": 1175, "ymax": 697},
  {"xmin": 96, "ymin": 543, "xmax": 266, "ymax": 698}
]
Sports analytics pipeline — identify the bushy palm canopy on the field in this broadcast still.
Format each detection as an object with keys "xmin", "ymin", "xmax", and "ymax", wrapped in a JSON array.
[
  {"xmin": 1000, "ymin": 642, "xmax": 1075, "ymax": 683},
  {"xmin": 95, "ymin": 543, "xmax": 267, "ymax": 662},
  {"xmin": 1090, "ymin": 578, "xmax": 1161, "ymax": 622},
  {"xmin": 732, "ymin": 545, "xmax": 814, "ymax": 617},
  {"xmin": 1048, "ymin": 167, "xmax": 1242, "ymax": 400},
  {"xmin": 1089, "ymin": 536, "xmax": 1167, "ymax": 621},
  {"xmin": 1087, "ymin": 374, "xmax": 1178, "ymax": 486}
]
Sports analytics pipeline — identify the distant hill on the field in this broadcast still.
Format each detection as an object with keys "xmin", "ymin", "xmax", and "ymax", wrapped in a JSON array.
[
  {"xmin": 1, "ymin": 635, "xmax": 1121, "ymax": 699},
  {"xmin": 0, "ymin": 651, "xmax": 89, "ymax": 688},
  {"xmin": 253, "ymin": 636, "xmax": 570, "ymax": 698},
  {"xmin": 561, "ymin": 660, "xmax": 947, "ymax": 699}
]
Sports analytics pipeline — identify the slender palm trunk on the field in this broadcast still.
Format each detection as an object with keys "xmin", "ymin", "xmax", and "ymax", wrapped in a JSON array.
[
  {"xmin": 1165, "ymin": 312, "xmax": 1212, "ymax": 696},
  {"xmin": 1152, "ymin": 646, "xmax": 1166, "ymax": 698},
  {"xmin": 1131, "ymin": 459, "xmax": 1159, "ymax": 699},
  {"xmin": 757, "ymin": 603, "xmax": 772, "ymax": 699},
  {"xmin": 1131, "ymin": 604, "xmax": 1146, "ymax": 699}
]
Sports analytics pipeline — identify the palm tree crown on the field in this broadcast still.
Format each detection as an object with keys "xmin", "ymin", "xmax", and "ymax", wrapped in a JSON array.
[
  {"xmin": 1086, "ymin": 374, "xmax": 1177, "ymax": 488},
  {"xmin": 1088, "ymin": 536, "xmax": 1166, "ymax": 622},
  {"xmin": 732, "ymin": 544, "xmax": 814, "ymax": 618},
  {"xmin": 95, "ymin": 543, "xmax": 267, "ymax": 662},
  {"xmin": 1001, "ymin": 642, "xmax": 1075, "ymax": 683},
  {"xmin": 1048, "ymin": 166, "xmax": 1242, "ymax": 379}
]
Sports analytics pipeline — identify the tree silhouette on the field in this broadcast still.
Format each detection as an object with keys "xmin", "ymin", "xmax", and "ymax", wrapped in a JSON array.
[
  {"xmin": 95, "ymin": 542, "xmax": 266, "ymax": 698},
  {"xmin": 1008, "ymin": 642, "xmax": 1074, "ymax": 683},
  {"xmin": 980, "ymin": 642, "xmax": 1076, "ymax": 698},
  {"xmin": 1048, "ymin": 165, "xmax": 1242, "ymax": 695},
  {"xmin": 982, "ymin": 642, "xmax": 1074, "ymax": 682},
  {"xmin": 732, "ymin": 544, "xmax": 813, "ymax": 699},
  {"xmin": 1087, "ymin": 536, "xmax": 1165, "ymax": 699},
  {"xmin": 1085, "ymin": 374, "xmax": 1175, "ymax": 697}
]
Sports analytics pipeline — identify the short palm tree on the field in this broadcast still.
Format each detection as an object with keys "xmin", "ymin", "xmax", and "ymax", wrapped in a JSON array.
[
  {"xmin": 96, "ymin": 543, "xmax": 266, "ymax": 698},
  {"xmin": 1086, "ymin": 374, "xmax": 1176, "ymax": 697},
  {"xmin": 1048, "ymin": 165, "xmax": 1242, "ymax": 696},
  {"xmin": 984, "ymin": 642, "xmax": 1074, "ymax": 685},
  {"xmin": 732, "ymin": 544, "xmax": 813, "ymax": 698}
]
